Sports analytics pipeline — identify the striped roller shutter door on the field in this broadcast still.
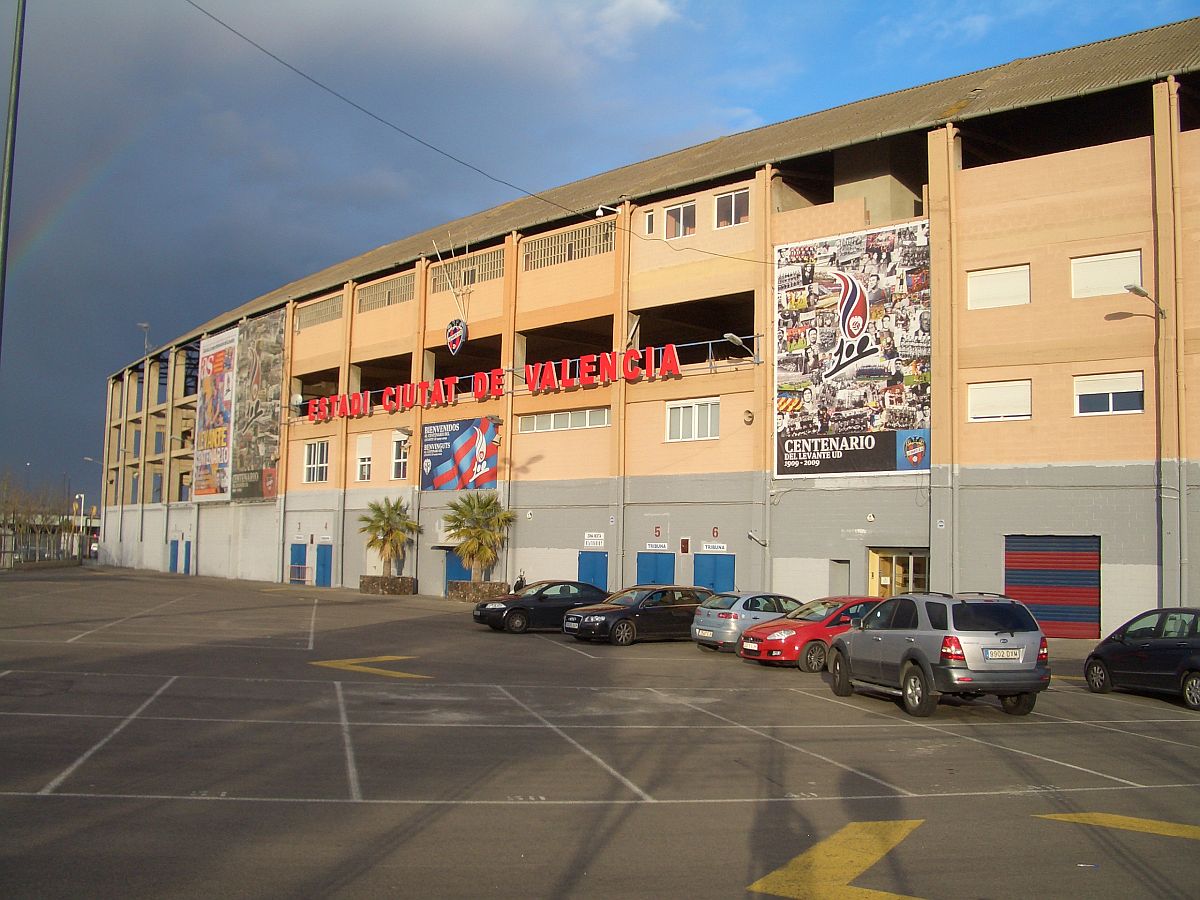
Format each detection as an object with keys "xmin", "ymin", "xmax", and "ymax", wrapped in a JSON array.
[{"xmin": 1003, "ymin": 535, "xmax": 1100, "ymax": 639}]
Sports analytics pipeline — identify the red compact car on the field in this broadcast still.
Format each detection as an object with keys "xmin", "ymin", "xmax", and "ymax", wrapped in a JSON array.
[{"xmin": 738, "ymin": 596, "xmax": 881, "ymax": 671}]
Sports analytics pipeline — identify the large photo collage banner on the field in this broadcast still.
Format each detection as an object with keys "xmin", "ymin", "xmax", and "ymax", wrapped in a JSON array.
[{"xmin": 774, "ymin": 221, "xmax": 932, "ymax": 477}]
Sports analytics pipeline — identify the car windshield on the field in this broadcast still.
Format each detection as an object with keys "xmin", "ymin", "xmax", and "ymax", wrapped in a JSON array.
[
  {"xmin": 700, "ymin": 594, "xmax": 739, "ymax": 610},
  {"xmin": 605, "ymin": 589, "xmax": 655, "ymax": 607},
  {"xmin": 786, "ymin": 599, "xmax": 842, "ymax": 622},
  {"xmin": 516, "ymin": 581, "xmax": 555, "ymax": 598},
  {"xmin": 952, "ymin": 602, "xmax": 1039, "ymax": 633}
]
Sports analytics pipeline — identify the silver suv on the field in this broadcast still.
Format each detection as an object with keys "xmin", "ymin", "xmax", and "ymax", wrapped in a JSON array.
[{"xmin": 827, "ymin": 591, "xmax": 1050, "ymax": 717}]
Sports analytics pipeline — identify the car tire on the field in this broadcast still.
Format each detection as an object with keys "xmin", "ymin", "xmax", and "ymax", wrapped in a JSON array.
[
  {"xmin": 610, "ymin": 619, "xmax": 636, "ymax": 646},
  {"xmin": 1182, "ymin": 672, "xmax": 1200, "ymax": 711},
  {"xmin": 1084, "ymin": 658, "xmax": 1112, "ymax": 694},
  {"xmin": 504, "ymin": 610, "xmax": 529, "ymax": 634},
  {"xmin": 801, "ymin": 641, "xmax": 827, "ymax": 673},
  {"xmin": 900, "ymin": 664, "xmax": 937, "ymax": 717},
  {"xmin": 1000, "ymin": 692, "xmax": 1038, "ymax": 716},
  {"xmin": 830, "ymin": 649, "xmax": 853, "ymax": 696}
]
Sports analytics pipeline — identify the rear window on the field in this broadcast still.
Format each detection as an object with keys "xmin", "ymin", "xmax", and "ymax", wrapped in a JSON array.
[
  {"xmin": 701, "ymin": 594, "xmax": 738, "ymax": 610},
  {"xmin": 952, "ymin": 602, "xmax": 1039, "ymax": 633},
  {"xmin": 925, "ymin": 602, "xmax": 948, "ymax": 631}
]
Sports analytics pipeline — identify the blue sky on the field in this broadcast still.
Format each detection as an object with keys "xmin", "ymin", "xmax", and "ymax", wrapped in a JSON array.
[{"xmin": 0, "ymin": 0, "xmax": 1193, "ymax": 504}]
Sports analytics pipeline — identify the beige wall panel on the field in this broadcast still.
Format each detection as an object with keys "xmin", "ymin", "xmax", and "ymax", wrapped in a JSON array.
[
  {"xmin": 629, "ymin": 181, "xmax": 757, "ymax": 274},
  {"xmin": 514, "ymin": 384, "xmax": 616, "ymax": 414},
  {"xmin": 628, "ymin": 256, "xmax": 757, "ymax": 308},
  {"xmin": 424, "ymin": 314, "xmax": 506, "ymax": 348},
  {"xmin": 771, "ymin": 199, "xmax": 868, "ymax": 246},
  {"xmin": 425, "ymin": 281, "xmax": 503, "ymax": 334},
  {"xmin": 623, "ymin": 386, "xmax": 756, "ymax": 477},
  {"xmin": 510, "ymin": 428, "xmax": 613, "ymax": 481},
  {"xmin": 518, "ymin": 253, "xmax": 616, "ymax": 314},
  {"xmin": 351, "ymin": 303, "xmax": 417, "ymax": 362},
  {"xmin": 515, "ymin": 296, "xmax": 618, "ymax": 334},
  {"xmin": 286, "ymin": 423, "xmax": 338, "ymax": 492},
  {"xmin": 1179, "ymin": 129, "xmax": 1199, "ymax": 457},
  {"xmin": 292, "ymin": 319, "xmax": 344, "ymax": 375}
]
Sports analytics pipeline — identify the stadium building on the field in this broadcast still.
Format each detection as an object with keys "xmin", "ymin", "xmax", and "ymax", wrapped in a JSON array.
[{"xmin": 99, "ymin": 20, "xmax": 1200, "ymax": 637}]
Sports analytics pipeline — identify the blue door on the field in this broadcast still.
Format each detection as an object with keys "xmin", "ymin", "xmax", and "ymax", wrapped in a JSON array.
[
  {"xmin": 169, "ymin": 540, "xmax": 179, "ymax": 574},
  {"xmin": 444, "ymin": 550, "xmax": 471, "ymax": 594},
  {"xmin": 578, "ymin": 551, "xmax": 608, "ymax": 590},
  {"xmin": 315, "ymin": 544, "xmax": 333, "ymax": 587},
  {"xmin": 289, "ymin": 544, "xmax": 307, "ymax": 584},
  {"xmin": 183, "ymin": 541, "xmax": 191, "ymax": 575},
  {"xmin": 636, "ymin": 552, "xmax": 674, "ymax": 585},
  {"xmin": 694, "ymin": 553, "xmax": 735, "ymax": 593}
]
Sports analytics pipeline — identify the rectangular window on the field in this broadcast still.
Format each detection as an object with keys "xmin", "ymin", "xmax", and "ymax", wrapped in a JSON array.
[
  {"xmin": 304, "ymin": 440, "xmax": 329, "ymax": 483},
  {"xmin": 391, "ymin": 436, "xmax": 409, "ymax": 480},
  {"xmin": 1074, "ymin": 372, "xmax": 1144, "ymax": 416},
  {"xmin": 967, "ymin": 264, "xmax": 1030, "ymax": 309},
  {"xmin": 1071, "ymin": 250, "xmax": 1141, "ymax": 299},
  {"xmin": 355, "ymin": 434, "xmax": 372, "ymax": 482},
  {"xmin": 665, "ymin": 202, "xmax": 696, "ymax": 239},
  {"xmin": 715, "ymin": 189, "xmax": 749, "ymax": 228},
  {"xmin": 517, "ymin": 407, "xmax": 610, "ymax": 433},
  {"xmin": 666, "ymin": 398, "xmax": 720, "ymax": 441},
  {"xmin": 645, "ymin": 211, "xmax": 654, "ymax": 235},
  {"xmin": 967, "ymin": 381, "xmax": 1032, "ymax": 422}
]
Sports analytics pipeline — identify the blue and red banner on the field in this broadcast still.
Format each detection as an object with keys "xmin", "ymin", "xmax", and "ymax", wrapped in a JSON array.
[{"xmin": 420, "ymin": 418, "xmax": 499, "ymax": 491}]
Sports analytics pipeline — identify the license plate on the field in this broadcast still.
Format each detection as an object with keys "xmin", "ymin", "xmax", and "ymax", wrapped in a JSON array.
[
  {"xmin": 696, "ymin": 629, "xmax": 713, "ymax": 638},
  {"xmin": 743, "ymin": 641, "xmax": 759, "ymax": 651},
  {"xmin": 564, "ymin": 621, "xmax": 578, "ymax": 631},
  {"xmin": 984, "ymin": 648, "xmax": 1021, "ymax": 660}
]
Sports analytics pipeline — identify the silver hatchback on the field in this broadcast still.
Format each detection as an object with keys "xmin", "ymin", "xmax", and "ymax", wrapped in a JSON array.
[
  {"xmin": 827, "ymin": 591, "xmax": 1051, "ymax": 716},
  {"xmin": 691, "ymin": 591, "xmax": 801, "ymax": 651}
]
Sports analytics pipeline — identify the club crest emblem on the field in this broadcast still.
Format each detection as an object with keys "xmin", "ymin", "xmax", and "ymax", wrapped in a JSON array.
[
  {"xmin": 904, "ymin": 435, "xmax": 927, "ymax": 467},
  {"xmin": 446, "ymin": 319, "xmax": 467, "ymax": 355}
]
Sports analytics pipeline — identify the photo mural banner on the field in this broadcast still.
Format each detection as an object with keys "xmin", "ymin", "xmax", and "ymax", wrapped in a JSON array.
[
  {"xmin": 193, "ymin": 328, "xmax": 238, "ymax": 500},
  {"xmin": 420, "ymin": 417, "xmax": 499, "ymax": 491},
  {"xmin": 232, "ymin": 309, "xmax": 285, "ymax": 500},
  {"xmin": 774, "ymin": 221, "xmax": 931, "ymax": 477}
]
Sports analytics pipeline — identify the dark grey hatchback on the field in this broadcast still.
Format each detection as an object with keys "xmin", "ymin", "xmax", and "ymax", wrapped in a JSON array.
[
  {"xmin": 1084, "ymin": 607, "xmax": 1200, "ymax": 710},
  {"xmin": 473, "ymin": 580, "xmax": 609, "ymax": 633},
  {"xmin": 562, "ymin": 585, "xmax": 714, "ymax": 645}
]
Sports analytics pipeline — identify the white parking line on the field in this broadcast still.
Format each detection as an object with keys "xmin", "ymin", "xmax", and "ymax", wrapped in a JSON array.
[
  {"xmin": 792, "ymin": 688, "xmax": 1146, "ymax": 787},
  {"xmin": 66, "ymin": 598, "xmax": 184, "ymax": 643},
  {"xmin": 649, "ymin": 687, "xmax": 913, "ymax": 796},
  {"xmin": 334, "ymin": 682, "xmax": 362, "ymax": 801},
  {"xmin": 495, "ymin": 685, "xmax": 655, "ymax": 802},
  {"xmin": 1031, "ymin": 709, "xmax": 1200, "ymax": 749},
  {"xmin": 38, "ymin": 676, "xmax": 178, "ymax": 795},
  {"xmin": 535, "ymin": 634, "xmax": 598, "ymax": 657},
  {"xmin": 307, "ymin": 598, "xmax": 319, "ymax": 650}
]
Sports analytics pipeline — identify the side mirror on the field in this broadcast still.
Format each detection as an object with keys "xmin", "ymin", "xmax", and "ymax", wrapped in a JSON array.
[
  {"xmin": 849, "ymin": 617, "xmax": 863, "ymax": 630},
  {"xmin": 834, "ymin": 615, "xmax": 851, "ymax": 625}
]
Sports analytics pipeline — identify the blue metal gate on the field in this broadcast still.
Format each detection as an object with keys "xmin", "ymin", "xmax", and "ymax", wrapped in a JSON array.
[
  {"xmin": 444, "ymin": 550, "xmax": 471, "ymax": 594},
  {"xmin": 169, "ymin": 540, "xmax": 179, "ymax": 574},
  {"xmin": 636, "ymin": 552, "xmax": 675, "ymax": 585},
  {"xmin": 289, "ymin": 544, "xmax": 307, "ymax": 584},
  {"xmin": 183, "ymin": 541, "xmax": 191, "ymax": 575},
  {"xmin": 578, "ymin": 551, "xmax": 608, "ymax": 590},
  {"xmin": 315, "ymin": 544, "xmax": 333, "ymax": 587},
  {"xmin": 694, "ymin": 553, "xmax": 735, "ymax": 593}
]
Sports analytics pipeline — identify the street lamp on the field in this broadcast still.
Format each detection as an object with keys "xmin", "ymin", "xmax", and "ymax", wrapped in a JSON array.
[
  {"xmin": 74, "ymin": 492, "xmax": 85, "ymax": 561},
  {"xmin": 1123, "ymin": 284, "xmax": 1164, "ymax": 606},
  {"xmin": 137, "ymin": 321, "xmax": 150, "ymax": 356}
]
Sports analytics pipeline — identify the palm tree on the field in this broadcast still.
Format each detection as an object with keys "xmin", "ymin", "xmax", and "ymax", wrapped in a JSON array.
[
  {"xmin": 443, "ymin": 491, "xmax": 515, "ymax": 582},
  {"xmin": 358, "ymin": 497, "xmax": 421, "ymax": 576}
]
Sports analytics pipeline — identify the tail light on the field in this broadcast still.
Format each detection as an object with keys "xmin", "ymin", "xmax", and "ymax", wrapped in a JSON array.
[
  {"xmin": 940, "ymin": 635, "xmax": 965, "ymax": 662},
  {"xmin": 1038, "ymin": 637, "xmax": 1048, "ymax": 662},
  {"xmin": 717, "ymin": 612, "xmax": 740, "ymax": 620}
]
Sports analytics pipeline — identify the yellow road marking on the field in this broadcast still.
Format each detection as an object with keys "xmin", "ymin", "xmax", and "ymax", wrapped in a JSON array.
[
  {"xmin": 1039, "ymin": 813, "xmax": 1200, "ymax": 840},
  {"xmin": 748, "ymin": 820, "xmax": 925, "ymax": 899},
  {"xmin": 310, "ymin": 655, "xmax": 430, "ymax": 680}
]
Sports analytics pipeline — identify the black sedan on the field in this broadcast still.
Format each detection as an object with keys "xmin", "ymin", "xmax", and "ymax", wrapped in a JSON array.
[
  {"xmin": 562, "ymin": 585, "xmax": 715, "ymax": 645},
  {"xmin": 473, "ymin": 580, "xmax": 609, "ymax": 634},
  {"xmin": 1084, "ymin": 607, "xmax": 1200, "ymax": 710}
]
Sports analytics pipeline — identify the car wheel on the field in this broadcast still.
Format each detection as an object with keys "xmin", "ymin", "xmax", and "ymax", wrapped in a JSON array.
[
  {"xmin": 829, "ymin": 649, "xmax": 853, "ymax": 696},
  {"xmin": 504, "ymin": 610, "xmax": 529, "ymax": 634},
  {"xmin": 1000, "ymin": 692, "xmax": 1038, "ymax": 716},
  {"xmin": 1084, "ymin": 658, "xmax": 1112, "ymax": 694},
  {"xmin": 801, "ymin": 641, "xmax": 827, "ymax": 673},
  {"xmin": 1182, "ymin": 672, "xmax": 1200, "ymax": 711},
  {"xmin": 900, "ymin": 664, "xmax": 937, "ymax": 717},
  {"xmin": 610, "ymin": 619, "xmax": 636, "ymax": 646}
]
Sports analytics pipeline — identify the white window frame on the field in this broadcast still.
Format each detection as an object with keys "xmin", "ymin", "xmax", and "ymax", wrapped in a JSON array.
[
  {"xmin": 304, "ymin": 440, "xmax": 330, "ymax": 483},
  {"xmin": 715, "ymin": 188, "xmax": 749, "ymax": 229},
  {"xmin": 666, "ymin": 397, "xmax": 720, "ymax": 442},
  {"xmin": 391, "ymin": 438, "xmax": 409, "ymax": 480},
  {"xmin": 644, "ymin": 210, "xmax": 654, "ymax": 235},
  {"xmin": 517, "ymin": 407, "xmax": 610, "ymax": 433},
  {"xmin": 665, "ymin": 201, "xmax": 696, "ymax": 240},
  {"xmin": 967, "ymin": 381, "xmax": 1032, "ymax": 422},
  {"xmin": 1073, "ymin": 372, "xmax": 1144, "ymax": 417},
  {"xmin": 967, "ymin": 264, "xmax": 1030, "ymax": 309},
  {"xmin": 355, "ymin": 435, "xmax": 372, "ymax": 482},
  {"xmin": 1071, "ymin": 250, "xmax": 1141, "ymax": 299}
]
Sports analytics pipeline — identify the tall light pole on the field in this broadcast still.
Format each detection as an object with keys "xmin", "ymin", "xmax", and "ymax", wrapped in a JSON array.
[
  {"xmin": 74, "ymin": 492, "xmax": 85, "ymax": 561},
  {"xmin": 1124, "ymin": 284, "xmax": 1165, "ymax": 606},
  {"xmin": 137, "ymin": 322, "xmax": 150, "ymax": 356},
  {"xmin": 0, "ymin": 0, "xmax": 25, "ymax": 369}
]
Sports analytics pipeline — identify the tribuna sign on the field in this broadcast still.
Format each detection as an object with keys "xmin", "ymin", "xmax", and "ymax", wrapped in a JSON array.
[{"xmin": 307, "ymin": 344, "xmax": 682, "ymax": 423}]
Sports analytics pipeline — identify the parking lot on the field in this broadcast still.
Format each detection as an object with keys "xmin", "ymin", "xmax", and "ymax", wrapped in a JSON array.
[{"xmin": 2, "ymin": 568, "xmax": 1199, "ymax": 898}]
